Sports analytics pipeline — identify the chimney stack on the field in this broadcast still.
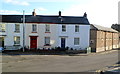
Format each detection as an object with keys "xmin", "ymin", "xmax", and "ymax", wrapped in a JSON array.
[
  {"xmin": 83, "ymin": 12, "xmax": 87, "ymax": 18},
  {"xmin": 32, "ymin": 9, "xmax": 36, "ymax": 16},
  {"xmin": 59, "ymin": 11, "xmax": 61, "ymax": 17}
]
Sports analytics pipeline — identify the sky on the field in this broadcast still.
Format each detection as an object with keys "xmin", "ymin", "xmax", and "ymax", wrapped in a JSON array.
[{"xmin": 0, "ymin": 0, "xmax": 119, "ymax": 27}]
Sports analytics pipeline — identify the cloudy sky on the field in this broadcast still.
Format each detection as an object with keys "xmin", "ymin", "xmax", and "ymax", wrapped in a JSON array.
[{"xmin": 0, "ymin": 0, "xmax": 119, "ymax": 27}]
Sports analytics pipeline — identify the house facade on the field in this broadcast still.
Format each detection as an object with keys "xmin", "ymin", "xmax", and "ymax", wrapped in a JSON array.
[
  {"xmin": 0, "ymin": 10, "xmax": 90, "ymax": 50},
  {"xmin": 0, "ymin": 23, "xmax": 23, "ymax": 50},
  {"xmin": 90, "ymin": 24, "xmax": 119, "ymax": 52}
]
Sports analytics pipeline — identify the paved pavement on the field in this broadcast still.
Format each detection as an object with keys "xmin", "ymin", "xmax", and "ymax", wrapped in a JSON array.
[{"xmin": 2, "ymin": 49, "xmax": 119, "ymax": 72}]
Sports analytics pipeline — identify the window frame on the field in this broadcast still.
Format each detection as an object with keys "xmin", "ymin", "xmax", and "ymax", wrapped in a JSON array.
[
  {"xmin": 32, "ymin": 24, "xmax": 37, "ymax": 32},
  {"xmin": 15, "ymin": 24, "xmax": 20, "ymax": 33},
  {"xmin": 0, "ymin": 24, "xmax": 6, "ymax": 32},
  {"xmin": 75, "ymin": 25, "xmax": 79, "ymax": 32},
  {"xmin": 44, "ymin": 37, "xmax": 50, "ymax": 46},
  {"xmin": 74, "ymin": 38, "xmax": 80, "ymax": 45},
  {"xmin": 14, "ymin": 36, "xmax": 20, "ymax": 45},
  {"xmin": 62, "ymin": 25, "xmax": 66, "ymax": 32},
  {"xmin": 45, "ymin": 24, "xmax": 50, "ymax": 32}
]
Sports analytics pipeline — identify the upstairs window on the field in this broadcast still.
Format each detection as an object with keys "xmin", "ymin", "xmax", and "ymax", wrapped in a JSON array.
[
  {"xmin": 15, "ymin": 24, "xmax": 20, "ymax": 32},
  {"xmin": 75, "ymin": 25, "xmax": 79, "ymax": 32},
  {"xmin": 0, "ymin": 24, "xmax": 6, "ymax": 32},
  {"xmin": 62, "ymin": 25, "xmax": 66, "ymax": 32},
  {"xmin": 14, "ymin": 36, "xmax": 20, "ymax": 45},
  {"xmin": 45, "ymin": 24, "xmax": 50, "ymax": 32},
  {"xmin": 32, "ymin": 24, "xmax": 37, "ymax": 32}
]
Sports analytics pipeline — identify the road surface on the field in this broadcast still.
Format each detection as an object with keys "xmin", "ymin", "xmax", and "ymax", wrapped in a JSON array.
[{"xmin": 2, "ymin": 50, "xmax": 119, "ymax": 72}]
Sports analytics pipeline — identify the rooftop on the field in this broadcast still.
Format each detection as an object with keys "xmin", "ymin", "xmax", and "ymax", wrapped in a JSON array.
[
  {"xmin": 0, "ymin": 11, "xmax": 90, "ymax": 25},
  {"xmin": 91, "ymin": 24, "xmax": 118, "ymax": 33}
]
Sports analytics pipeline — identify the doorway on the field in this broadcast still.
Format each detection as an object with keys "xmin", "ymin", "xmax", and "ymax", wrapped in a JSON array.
[
  {"xmin": 0, "ymin": 37, "xmax": 4, "ymax": 47},
  {"xmin": 61, "ymin": 38, "xmax": 66, "ymax": 48},
  {"xmin": 30, "ymin": 36, "xmax": 37, "ymax": 49}
]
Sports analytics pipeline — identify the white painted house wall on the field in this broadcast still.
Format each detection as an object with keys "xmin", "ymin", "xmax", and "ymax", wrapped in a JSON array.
[
  {"xmin": 1, "ymin": 23, "xmax": 90, "ymax": 50},
  {"xmin": 58, "ymin": 24, "xmax": 90, "ymax": 50},
  {"xmin": 0, "ymin": 23, "xmax": 23, "ymax": 50},
  {"xmin": 25, "ymin": 24, "xmax": 58, "ymax": 49}
]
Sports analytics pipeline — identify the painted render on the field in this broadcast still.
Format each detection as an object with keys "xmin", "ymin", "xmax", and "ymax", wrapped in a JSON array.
[
  {"xmin": 0, "ymin": 23, "xmax": 23, "ymax": 50},
  {"xmin": 25, "ymin": 24, "xmax": 90, "ymax": 50},
  {"xmin": 0, "ymin": 10, "xmax": 90, "ymax": 50}
]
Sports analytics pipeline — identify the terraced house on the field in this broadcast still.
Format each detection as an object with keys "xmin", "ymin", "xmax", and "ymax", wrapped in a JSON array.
[
  {"xmin": 0, "ymin": 21, "xmax": 23, "ymax": 50},
  {"xmin": 0, "ymin": 10, "xmax": 90, "ymax": 50}
]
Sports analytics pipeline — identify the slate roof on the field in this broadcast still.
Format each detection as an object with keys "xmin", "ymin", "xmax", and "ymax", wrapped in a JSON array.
[
  {"xmin": 91, "ymin": 24, "xmax": 118, "ymax": 33},
  {"xmin": 0, "ymin": 15, "xmax": 90, "ymax": 24}
]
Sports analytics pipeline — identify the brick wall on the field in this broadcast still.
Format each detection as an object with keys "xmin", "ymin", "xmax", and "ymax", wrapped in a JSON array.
[
  {"xmin": 96, "ymin": 31, "xmax": 106, "ymax": 52},
  {"xmin": 90, "ymin": 30, "xmax": 119, "ymax": 52},
  {"xmin": 112, "ymin": 33, "xmax": 119, "ymax": 48},
  {"xmin": 90, "ymin": 30, "xmax": 97, "ymax": 52},
  {"xmin": 105, "ymin": 32, "xmax": 113, "ymax": 50}
]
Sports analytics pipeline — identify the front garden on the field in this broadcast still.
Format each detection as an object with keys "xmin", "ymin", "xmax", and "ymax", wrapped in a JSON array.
[{"xmin": 2, "ymin": 46, "xmax": 91, "ymax": 55}]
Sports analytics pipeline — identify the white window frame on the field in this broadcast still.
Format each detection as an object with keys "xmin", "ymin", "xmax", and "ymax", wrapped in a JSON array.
[
  {"xmin": 62, "ymin": 25, "xmax": 66, "ymax": 32},
  {"xmin": 32, "ymin": 24, "xmax": 37, "ymax": 32},
  {"xmin": 75, "ymin": 25, "xmax": 79, "ymax": 32},
  {"xmin": 45, "ymin": 24, "xmax": 50, "ymax": 32},
  {"xmin": 74, "ymin": 38, "xmax": 80, "ymax": 45},
  {"xmin": 14, "ymin": 36, "xmax": 20, "ymax": 45},
  {"xmin": 45, "ymin": 37, "xmax": 50, "ymax": 46},
  {"xmin": 15, "ymin": 24, "xmax": 20, "ymax": 32},
  {"xmin": 0, "ymin": 24, "xmax": 6, "ymax": 32}
]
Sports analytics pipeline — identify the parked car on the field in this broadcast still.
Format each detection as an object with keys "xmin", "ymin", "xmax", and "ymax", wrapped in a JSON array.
[{"xmin": 0, "ymin": 47, "xmax": 4, "ymax": 52}]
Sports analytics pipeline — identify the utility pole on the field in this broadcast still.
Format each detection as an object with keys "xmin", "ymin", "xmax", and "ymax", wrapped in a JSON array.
[{"xmin": 23, "ymin": 10, "xmax": 25, "ymax": 52}]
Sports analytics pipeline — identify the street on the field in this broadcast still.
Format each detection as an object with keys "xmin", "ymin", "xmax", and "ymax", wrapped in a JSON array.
[{"xmin": 2, "ymin": 50, "xmax": 119, "ymax": 72}]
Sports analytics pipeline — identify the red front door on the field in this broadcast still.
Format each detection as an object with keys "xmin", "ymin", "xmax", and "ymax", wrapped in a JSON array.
[{"xmin": 30, "ymin": 36, "xmax": 37, "ymax": 49}]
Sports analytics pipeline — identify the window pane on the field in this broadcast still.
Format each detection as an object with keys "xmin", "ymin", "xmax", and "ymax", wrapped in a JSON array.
[
  {"xmin": 15, "ymin": 24, "xmax": 20, "ymax": 32},
  {"xmin": 45, "ymin": 24, "xmax": 50, "ymax": 32},
  {"xmin": 14, "ymin": 36, "xmax": 20, "ymax": 45},
  {"xmin": 62, "ymin": 25, "xmax": 66, "ymax": 32},
  {"xmin": 75, "ymin": 25, "xmax": 79, "ymax": 32},
  {"xmin": 45, "ymin": 37, "xmax": 50, "ymax": 45},
  {"xmin": 74, "ymin": 38, "xmax": 79, "ymax": 45},
  {"xmin": 0, "ymin": 24, "xmax": 6, "ymax": 32},
  {"xmin": 32, "ymin": 24, "xmax": 37, "ymax": 32}
]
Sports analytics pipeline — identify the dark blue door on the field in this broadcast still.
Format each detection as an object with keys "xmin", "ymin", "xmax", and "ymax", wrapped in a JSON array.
[{"xmin": 61, "ymin": 38, "xmax": 65, "ymax": 48}]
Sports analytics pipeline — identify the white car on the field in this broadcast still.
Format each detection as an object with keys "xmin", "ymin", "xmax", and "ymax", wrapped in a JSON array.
[{"xmin": 0, "ymin": 47, "xmax": 4, "ymax": 52}]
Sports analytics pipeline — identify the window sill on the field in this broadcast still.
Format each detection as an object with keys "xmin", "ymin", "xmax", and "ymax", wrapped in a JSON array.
[
  {"xmin": 13, "ymin": 44, "xmax": 20, "ymax": 46},
  {"xmin": 14, "ymin": 31, "xmax": 20, "ymax": 33},
  {"xmin": 74, "ymin": 45, "xmax": 80, "ymax": 46},
  {"xmin": 32, "ymin": 32, "xmax": 37, "ymax": 33},
  {"xmin": 61, "ymin": 32, "xmax": 67, "ymax": 34},
  {"xmin": 62, "ymin": 31, "xmax": 66, "ymax": 32},
  {"xmin": 44, "ymin": 45, "xmax": 51, "ymax": 46},
  {"xmin": 75, "ymin": 32, "xmax": 80, "ymax": 33},
  {"xmin": 0, "ymin": 31, "xmax": 6, "ymax": 32},
  {"xmin": 45, "ymin": 32, "xmax": 51, "ymax": 33}
]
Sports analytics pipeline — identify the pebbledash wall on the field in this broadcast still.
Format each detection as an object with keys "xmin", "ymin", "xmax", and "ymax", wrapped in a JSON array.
[{"xmin": 0, "ymin": 10, "xmax": 90, "ymax": 50}]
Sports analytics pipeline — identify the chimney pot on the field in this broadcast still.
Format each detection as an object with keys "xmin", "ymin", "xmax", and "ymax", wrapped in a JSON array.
[
  {"xmin": 83, "ymin": 12, "xmax": 87, "ymax": 18},
  {"xmin": 32, "ymin": 9, "xmax": 36, "ymax": 16},
  {"xmin": 59, "ymin": 11, "xmax": 61, "ymax": 16}
]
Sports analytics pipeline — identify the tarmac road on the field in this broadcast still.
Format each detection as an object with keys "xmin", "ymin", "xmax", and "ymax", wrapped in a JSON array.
[{"xmin": 2, "ymin": 50, "xmax": 119, "ymax": 72}]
